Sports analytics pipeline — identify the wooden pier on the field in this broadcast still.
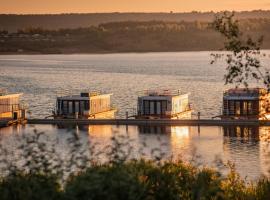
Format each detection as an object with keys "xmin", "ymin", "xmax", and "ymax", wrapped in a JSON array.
[{"xmin": 26, "ymin": 118, "xmax": 270, "ymax": 126}]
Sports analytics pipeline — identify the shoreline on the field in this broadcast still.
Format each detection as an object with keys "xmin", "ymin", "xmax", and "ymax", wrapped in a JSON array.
[{"xmin": 1, "ymin": 49, "xmax": 270, "ymax": 56}]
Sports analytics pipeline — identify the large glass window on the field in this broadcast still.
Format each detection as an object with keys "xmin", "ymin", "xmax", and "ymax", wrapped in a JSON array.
[
  {"xmin": 144, "ymin": 101, "xmax": 150, "ymax": 115},
  {"xmin": 243, "ymin": 101, "xmax": 248, "ymax": 115},
  {"xmin": 235, "ymin": 101, "xmax": 241, "ymax": 115},
  {"xmin": 68, "ymin": 101, "xmax": 73, "ymax": 114},
  {"xmin": 150, "ymin": 101, "xmax": 155, "ymax": 115},
  {"xmin": 80, "ymin": 101, "xmax": 85, "ymax": 114},
  {"xmin": 63, "ymin": 101, "xmax": 68, "ymax": 114},
  {"xmin": 161, "ymin": 101, "xmax": 167, "ymax": 115},
  {"xmin": 248, "ymin": 101, "xmax": 253, "ymax": 115},
  {"xmin": 156, "ymin": 101, "xmax": 161, "ymax": 115},
  {"xmin": 229, "ymin": 101, "xmax": 234, "ymax": 115}
]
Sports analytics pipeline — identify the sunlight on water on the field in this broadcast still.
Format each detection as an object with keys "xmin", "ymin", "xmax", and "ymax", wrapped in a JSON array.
[{"xmin": 0, "ymin": 52, "xmax": 232, "ymax": 118}]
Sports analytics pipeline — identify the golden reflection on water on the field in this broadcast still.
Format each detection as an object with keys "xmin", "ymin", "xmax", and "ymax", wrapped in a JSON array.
[
  {"xmin": 170, "ymin": 126, "xmax": 189, "ymax": 149},
  {"xmin": 1, "ymin": 124, "xmax": 270, "ymax": 179},
  {"xmin": 88, "ymin": 125, "xmax": 114, "ymax": 139}
]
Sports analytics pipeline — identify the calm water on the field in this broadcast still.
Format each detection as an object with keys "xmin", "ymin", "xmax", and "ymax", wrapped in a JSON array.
[
  {"xmin": 0, "ymin": 124, "xmax": 270, "ymax": 180},
  {"xmin": 1, "ymin": 52, "xmax": 270, "ymax": 179},
  {"xmin": 0, "ymin": 52, "xmax": 231, "ymax": 118}
]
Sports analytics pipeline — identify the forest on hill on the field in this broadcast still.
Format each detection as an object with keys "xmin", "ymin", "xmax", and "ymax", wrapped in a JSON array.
[
  {"xmin": 1, "ymin": 19, "xmax": 270, "ymax": 54},
  {"xmin": 1, "ymin": 10, "xmax": 270, "ymax": 32}
]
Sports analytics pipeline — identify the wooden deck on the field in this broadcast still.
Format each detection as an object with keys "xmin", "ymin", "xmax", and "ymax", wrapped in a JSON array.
[{"xmin": 26, "ymin": 118, "xmax": 270, "ymax": 126}]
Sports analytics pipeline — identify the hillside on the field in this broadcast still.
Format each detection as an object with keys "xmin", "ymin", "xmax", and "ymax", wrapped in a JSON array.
[
  {"xmin": 1, "ymin": 10, "xmax": 270, "ymax": 32},
  {"xmin": 1, "ymin": 19, "xmax": 270, "ymax": 54}
]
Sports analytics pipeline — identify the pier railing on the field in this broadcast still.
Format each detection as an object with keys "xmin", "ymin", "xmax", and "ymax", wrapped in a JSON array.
[{"xmin": 138, "ymin": 89, "xmax": 183, "ymax": 96}]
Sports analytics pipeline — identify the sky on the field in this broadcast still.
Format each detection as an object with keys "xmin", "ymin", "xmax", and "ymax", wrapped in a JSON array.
[{"xmin": 0, "ymin": 0, "xmax": 270, "ymax": 14}]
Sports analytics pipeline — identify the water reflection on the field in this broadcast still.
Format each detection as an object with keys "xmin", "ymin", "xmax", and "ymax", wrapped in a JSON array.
[
  {"xmin": 223, "ymin": 126, "xmax": 260, "ymax": 141},
  {"xmin": 1, "ymin": 124, "xmax": 270, "ymax": 179},
  {"xmin": 222, "ymin": 126, "xmax": 270, "ymax": 178}
]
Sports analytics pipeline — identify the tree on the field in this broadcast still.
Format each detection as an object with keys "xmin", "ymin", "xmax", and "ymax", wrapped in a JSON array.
[{"xmin": 211, "ymin": 12, "xmax": 270, "ymax": 89}]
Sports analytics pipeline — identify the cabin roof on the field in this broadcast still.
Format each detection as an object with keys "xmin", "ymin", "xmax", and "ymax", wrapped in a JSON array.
[
  {"xmin": 223, "ymin": 88, "xmax": 268, "ymax": 100},
  {"xmin": 0, "ymin": 93, "xmax": 22, "ymax": 99},
  {"xmin": 57, "ymin": 93, "xmax": 113, "ymax": 101},
  {"xmin": 139, "ymin": 89, "xmax": 188, "ymax": 98}
]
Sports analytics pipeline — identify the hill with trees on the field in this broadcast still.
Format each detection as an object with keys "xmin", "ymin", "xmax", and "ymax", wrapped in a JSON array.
[
  {"xmin": 1, "ymin": 10, "xmax": 270, "ymax": 32},
  {"xmin": 1, "ymin": 18, "xmax": 270, "ymax": 54}
]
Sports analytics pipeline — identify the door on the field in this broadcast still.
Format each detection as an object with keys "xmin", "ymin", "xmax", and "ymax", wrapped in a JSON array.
[{"xmin": 13, "ymin": 112, "xmax": 18, "ymax": 120}]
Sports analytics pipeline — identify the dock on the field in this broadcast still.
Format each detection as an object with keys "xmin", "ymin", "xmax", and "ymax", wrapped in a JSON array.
[
  {"xmin": 26, "ymin": 118, "xmax": 270, "ymax": 126},
  {"xmin": 0, "ymin": 119, "xmax": 25, "ymax": 128}
]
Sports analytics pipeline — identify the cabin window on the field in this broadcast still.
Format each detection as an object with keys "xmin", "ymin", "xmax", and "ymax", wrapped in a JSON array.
[
  {"xmin": 57, "ymin": 101, "xmax": 61, "ymax": 114},
  {"xmin": 80, "ymin": 101, "xmax": 85, "ymax": 114},
  {"xmin": 150, "ymin": 101, "xmax": 155, "ymax": 115},
  {"xmin": 235, "ymin": 101, "xmax": 241, "ymax": 115},
  {"xmin": 248, "ymin": 102, "xmax": 253, "ymax": 115},
  {"xmin": 243, "ymin": 101, "xmax": 248, "ymax": 115},
  {"xmin": 85, "ymin": 100, "xmax": 90, "ymax": 110},
  {"xmin": 144, "ymin": 101, "xmax": 150, "ymax": 115},
  {"xmin": 161, "ymin": 101, "xmax": 167, "ymax": 115},
  {"xmin": 156, "ymin": 102, "xmax": 161, "ymax": 115},
  {"xmin": 68, "ymin": 101, "xmax": 73, "ymax": 114},
  {"xmin": 63, "ymin": 101, "xmax": 68, "ymax": 114},
  {"xmin": 75, "ymin": 101, "xmax": 79, "ymax": 113},
  {"xmin": 229, "ymin": 101, "xmax": 234, "ymax": 115}
]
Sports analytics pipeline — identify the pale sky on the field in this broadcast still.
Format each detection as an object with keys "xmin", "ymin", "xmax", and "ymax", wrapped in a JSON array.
[{"xmin": 1, "ymin": 0, "xmax": 270, "ymax": 14}]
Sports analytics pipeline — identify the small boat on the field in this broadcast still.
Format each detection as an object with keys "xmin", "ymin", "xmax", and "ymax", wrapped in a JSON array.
[
  {"xmin": 136, "ymin": 89, "xmax": 192, "ymax": 119},
  {"xmin": 222, "ymin": 88, "xmax": 270, "ymax": 120},
  {"xmin": 54, "ymin": 92, "xmax": 116, "ymax": 119}
]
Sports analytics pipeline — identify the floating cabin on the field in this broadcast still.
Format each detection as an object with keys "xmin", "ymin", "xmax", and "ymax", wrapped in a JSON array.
[
  {"xmin": 222, "ymin": 88, "xmax": 270, "ymax": 120},
  {"xmin": 136, "ymin": 90, "xmax": 192, "ymax": 119},
  {"xmin": 0, "ymin": 91, "xmax": 26, "ymax": 120},
  {"xmin": 54, "ymin": 92, "xmax": 116, "ymax": 119}
]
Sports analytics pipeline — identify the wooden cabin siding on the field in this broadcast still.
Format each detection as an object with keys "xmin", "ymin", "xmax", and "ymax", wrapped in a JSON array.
[
  {"xmin": 0, "ymin": 96, "xmax": 20, "ymax": 114},
  {"xmin": 172, "ymin": 96, "xmax": 189, "ymax": 114},
  {"xmin": 90, "ymin": 96, "xmax": 110, "ymax": 114}
]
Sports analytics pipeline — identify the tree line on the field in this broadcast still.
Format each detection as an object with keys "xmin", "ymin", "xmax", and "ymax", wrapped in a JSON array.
[{"xmin": 1, "ymin": 19, "xmax": 270, "ymax": 54}]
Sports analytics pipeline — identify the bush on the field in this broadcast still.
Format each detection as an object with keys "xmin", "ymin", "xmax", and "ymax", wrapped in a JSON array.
[
  {"xmin": 64, "ymin": 160, "xmax": 225, "ymax": 200},
  {"xmin": 64, "ymin": 163, "xmax": 146, "ymax": 200},
  {"xmin": 0, "ymin": 160, "xmax": 270, "ymax": 200},
  {"xmin": 0, "ymin": 173, "xmax": 62, "ymax": 200}
]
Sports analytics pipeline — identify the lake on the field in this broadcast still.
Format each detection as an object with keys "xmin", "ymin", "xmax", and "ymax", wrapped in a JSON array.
[
  {"xmin": 1, "ymin": 52, "xmax": 270, "ymax": 179},
  {"xmin": 0, "ymin": 52, "xmax": 231, "ymax": 118}
]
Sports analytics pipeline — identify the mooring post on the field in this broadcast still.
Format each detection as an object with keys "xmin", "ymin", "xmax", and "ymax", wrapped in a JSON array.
[
  {"xmin": 198, "ymin": 112, "xmax": 201, "ymax": 120},
  {"xmin": 126, "ymin": 111, "xmax": 128, "ymax": 119}
]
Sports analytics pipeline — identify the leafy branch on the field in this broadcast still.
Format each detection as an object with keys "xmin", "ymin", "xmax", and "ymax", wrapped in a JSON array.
[{"xmin": 211, "ymin": 12, "xmax": 270, "ymax": 89}]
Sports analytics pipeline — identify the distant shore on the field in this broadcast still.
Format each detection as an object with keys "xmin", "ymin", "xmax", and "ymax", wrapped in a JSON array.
[
  {"xmin": 0, "ymin": 49, "xmax": 220, "ymax": 55},
  {"xmin": 1, "ymin": 19, "xmax": 270, "ymax": 55}
]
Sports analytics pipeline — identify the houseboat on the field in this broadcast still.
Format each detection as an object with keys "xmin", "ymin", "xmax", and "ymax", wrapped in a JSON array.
[
  {"xmin": 0, "ymin": 91, "xmax": 26, "ymax": 120},
  {"xmin": 136, "ymin": 89, "xmax": 192, "ymax": 119},
  {"xmin": 54, "ymin": 92, "xmax": 116, "ymax": 119},
  {"xmin": 222, "ymin": 88, "xmax": 270, "ymax": 120}
]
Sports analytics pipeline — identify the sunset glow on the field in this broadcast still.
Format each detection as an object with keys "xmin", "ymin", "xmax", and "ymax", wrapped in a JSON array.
[{"xmin": 1, "ymin": 0, "xmax": 270, "ymax": 14}]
